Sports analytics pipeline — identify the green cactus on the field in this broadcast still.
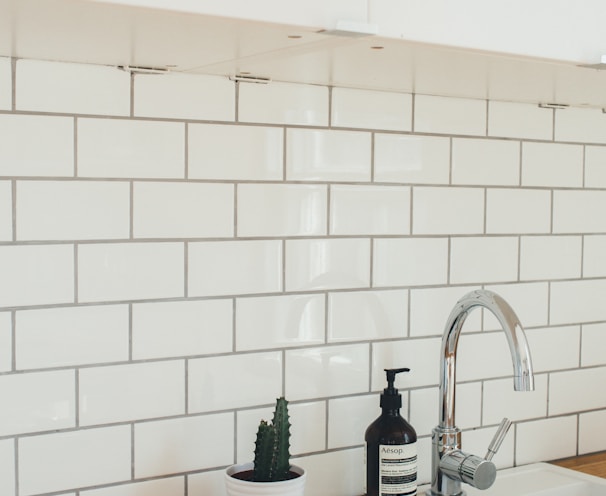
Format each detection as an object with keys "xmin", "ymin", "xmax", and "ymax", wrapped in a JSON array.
[{"xmin": 252, "ymin": 397, "xmax": 292, "ymax": 482}]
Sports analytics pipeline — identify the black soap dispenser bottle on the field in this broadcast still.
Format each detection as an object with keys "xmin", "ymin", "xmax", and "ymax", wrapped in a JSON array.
[{"xmin": 365, "ymin": 368, "xmax": 417, "ymax": 496}]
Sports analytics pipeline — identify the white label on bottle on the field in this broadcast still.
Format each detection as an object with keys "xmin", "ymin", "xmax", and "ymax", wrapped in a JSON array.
[{"xmin": 379, "ymin": 443, "xmax": 417, "ymax": 496}]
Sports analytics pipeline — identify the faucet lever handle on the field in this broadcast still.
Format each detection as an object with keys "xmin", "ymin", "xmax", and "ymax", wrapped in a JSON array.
[{"xmin": 485, "ymin": 417, "xmax": 512, "ymax": 461}]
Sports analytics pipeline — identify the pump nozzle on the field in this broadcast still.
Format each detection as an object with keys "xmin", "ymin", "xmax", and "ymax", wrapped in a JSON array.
[{"xmin": 381, "ymin": 368, "xmax": 411, "ymax": 411}]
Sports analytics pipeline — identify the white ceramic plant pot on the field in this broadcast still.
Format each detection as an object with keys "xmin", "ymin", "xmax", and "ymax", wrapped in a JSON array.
[{"xmin": 225, "ymin": 462, "xmax": 306, "ymax": 496}]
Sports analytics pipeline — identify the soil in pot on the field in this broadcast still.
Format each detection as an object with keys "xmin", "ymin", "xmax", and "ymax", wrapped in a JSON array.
[{"xmin": 231, "ymin": 469, "xmax": 302, "ymax": 482}]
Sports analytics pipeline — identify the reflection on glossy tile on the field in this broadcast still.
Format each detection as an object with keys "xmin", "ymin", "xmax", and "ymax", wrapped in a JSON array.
[
  {"xmin": 132, "ymin": 300, "xmax": 233, "ymax": 359},
  {"xmin": 286, "ymin": 128, "xmax": 371, "ymax": 181},
  {"xmin": 79, "ymin": 361, "xmax": 185, "ymax": 426},
  {"xmin": 236, "ymin": 294, "xmax": 325, "ymax": 351},
  {"xmin": 332, "ymin": 87, "xmax": 412, "ymax": 131},
  {"xmin": 0, "ymin": 370, "xmax": 75, "ymax": 436},
  {"xmin": 328, "ymin": 289, "xmax": 407, "ymax": 342},
  {"xmin": 134, "ymin": 414, "xmax": 233, "ymax": 478},
  {"xmin": 188, "ymin": 352, "xmax": 282, "ymax": 412},
  {"xmin": 328, "ymin": 395, "xmax": 376, "ymax": 449},
  {"xmin": 188, "ymin": 240, "xmax": 282, "ymax": 297},
  {"xmin": 289, "ymin": 401, "xmax": 326, "ymax": 454},
  {"xmin": 16, "ymin": 305, "xmax": 129, "ymax": 369},
  {"xmin": 188, "ymin": 123, "xmax": 283, "ymax": 180},
  {"xmin": 285, "ymin": 238, "xmax": 370, "ymax": 291},
  {"xmin": 239, "ymin": 81, "xmax": 328, "ymax": 126},
  {"xmin": 330, "ymin": 184, "xmax": 410, "ymax": 235},
  {"xmin": 374, "ymin": 134, "xmax": 450, "ymax": 184},
  {"xmin": 373, "ymin": 238, "xmax": 448, "ymax": 287},
  {"xmin": 452, "ymin": 138, "xmax": 519, "ymax": 186},
  {"xmin": 285, "ymin": 344, "xmax": 369, "ymax": 400},
  {"xmin": 238, "ymin": 183, "xmax": 327, "ymax": 237},
  {"xmin": 19, "ymin": 426, "xmax": 131, "ymax": 496}
]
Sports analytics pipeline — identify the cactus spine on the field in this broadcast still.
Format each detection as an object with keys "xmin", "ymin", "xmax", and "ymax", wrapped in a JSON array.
[{"xmin": 252, "ymin": 397, "xmax": 291, "ymax": 482}]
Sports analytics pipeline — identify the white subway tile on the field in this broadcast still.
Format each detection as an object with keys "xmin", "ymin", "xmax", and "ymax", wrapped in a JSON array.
[
  {"xmin": 0, "ymin": 115, "xmax": 73, "ymax": 177},
  {"xmin": 0, "ymin": 313, "xmax": 11, "ymax": 372},
  {"xmin": 371, "ymin": 338, "xmax": 441, "ymax": 389},
  {"xmin": 522, "ymin": 142, "xmax": 583, "ymax": 187},
  {"xmin": 16, "ymin": 305, "xmax": 129, "ymax": 369},
  {"xmin": 515, "ymin": 416, "xmax": 577, "ymax": 465},
  {"xmin": 328, "ymin": 395, "xmax": 376, "ymax": 449},
  {"xmin": 554, "ymin": 190, "xmax": 606, "ymax": 233},
  {"xmin": 520, "ymin": 235, "xmax": 582, "ymax": 280},
  {"xmin": 455, "ymin": 382, "xmax": 482, "ymax": 429},
  {"xmin": 82, "ymin": 477, "xmax": 184, "ymax": 496},
  {"xmin": 0, "ymin": 439, "xmax": 14, "ymax": 496},
  {"xmin": 285, "ymin": 344, "xmax": 369, "ymax": 400},
  {"xmin": 549, "ymin": 367, "xmax": 606, "ymax": 415},
  {"xmin": 0, "ymin": 57, "xmax": 10, "ymax": 110},
  {"xmin": 19, "ymin": 426, "xmax": 131, "ymax": 496},
  {"xmin": 134, "ymin": 72, "xmax": 234, "ymax": 121},
  {"xmin": 0, "ymin": 181, "xmax": 11, "ymax": 241},
  {"xmin": 525, "ymin": 326, "xmax": 580, "ymax": 372},
  {"xmin": 456, "ymin": 332, "xmax": 514, "ymax": 381},
  {"xmin": 551, "ymin": 279, "xmax": 606, "ymax": 325},
  {"xmin": 236, "ymin": 294, "xmax": 325, "ymax": 351},
  {"xmin": 78, "ymin": 118, "xmax": 185, "ymax": 178},
  {"xmin": 450, "ymin": 237, "xmax": 518, "ymax": 284},
  {"xmin": 483, "ymin": 375, "xmax": 547, "ymax": 424},
  {"xmin": 17, "ymin": 180, "xmax": 130, "ymax": 241},
  {"xmin": 331, "ymin": 184, "xmax": 410, "ymax": 235},
  {"xmin": 235, "ymin": 405, "xmax": 272, "ymax": 463},
  {"xmin": 189, "ymin": 352, "xmax": 282, "ymax": 412},
  {"xmin": 413, "ymin": 187, "xmax": 484, "ymax": 235},
  {"xmin": 285, "ymin": 238, "xmax": 370, "ymax": 291},
  {"xmin": 188, "ymin": 123, "xmax": 283, "ymax": 180},
  {"xmin": 133, "ymin": 181, "xmax": 234, "ymax": 238},
  {"xmin": 374, "ymin": 134, "xmax": 450, "ymax": 185},
  {"xmin": 331, "ymin": 87, "xmax": 412, "ymax": 131},
  {"xmin": 410, "ymin": 387, "xmax": 439, "ymax": 436},
  {"xmin": 488, "ymin": 101, "xmax": 552, "ymax": 140},
  {"xmin": 238, "ymin": 183, "xmax": 327, "ymax": 237},
  {"xmin": 414, "ymin": 95, "xmax": 486, "ymax": 136},
  {"xmin": 409, "ymin": 286, "xmax": 482, "ymax": 337},
  {"xmin": 373, "ymin": 238, "xmax": 448, "ymax": 287},
  {"xmin": 286, "ymin": 128, "xmax": 371, "ymax": 181},
  {"xmin": 484, "ymin": 282, "xmax": 549, "ymax": 329},
  {"xmin": 0, "ymin": 245, "xmax": 74, "ymax": 307},
  {"xmin": 239, "ymin": 81, "xmax": 328, "ymax": 126},
  {"xmin": 582, "ymin": 323, "xmax": 606, "ymax": 367},
  {"xmin": 452, "ymin": 138, "xmax": 520, "ymax": 186},
  {"xmin": 585, "ymin": 145, "xmax": 606, "ymax": 188},
  {"xmin": 555, "ymin": 107, "xmax": 606, "ymax": 143},
  {"xmin": 583, "ymin": 235, "xmax": 606, "ymax": 277},
  {"xmin": 486, "ymin": 188, "xmax": 551, "ymax": 234},
  {"xmin": 17, "ymin": 60, "xmax": 130, "ymax": 116},
  {"xmin": 0, "ymin": 370, "xmax": 74, "ymax": 436},
  {"xmin": 188, "ymin": 471, "xmax": 226, "ymax": 496},
  {"xmin": 79, "ymin": 361, "xmax": 184, "ymax": 426},
  {"xmin": 290, "ymin": 401, "xmax": 327, "ymax": 454},
  {"xmin": 135, "ymin": 413, "xmax": 233, "ymax": 477},
  {"xmin": 78, "ymin": 242, "xmax": 184, "ymax": 303},
  {"xmin": 328, "ymin": 289, "xmax": 407, "ymax": 342},
  {"xmin": 188, "ymin": 240, "xmax": 282, "ymax": 297},
  {"xmin": 579, "ymin": 410, "xmax": 606, "ymax": 455},
  {"xmin": 298, "ymin": 449, "xmax": 365, "ymax": 496},
  {"xmin": 132, "ymin": 299, "xmax": 232, "ymax": 359}
]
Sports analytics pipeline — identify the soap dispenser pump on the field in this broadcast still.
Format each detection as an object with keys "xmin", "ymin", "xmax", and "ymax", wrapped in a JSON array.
[{"xmin": 365, "ymin": 368, "xmax": 417, "ymax": 496}]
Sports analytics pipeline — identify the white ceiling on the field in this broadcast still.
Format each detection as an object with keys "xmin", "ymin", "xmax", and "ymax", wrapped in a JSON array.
[{"xmin": 2, "ymin": 0, "xmax": 606, "ymax": 108}]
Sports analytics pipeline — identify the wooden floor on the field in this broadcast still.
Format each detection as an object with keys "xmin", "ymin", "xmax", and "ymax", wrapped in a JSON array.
[{"xmin": 551, "ymin": 451, "xmax": 606, "ymax": 479}]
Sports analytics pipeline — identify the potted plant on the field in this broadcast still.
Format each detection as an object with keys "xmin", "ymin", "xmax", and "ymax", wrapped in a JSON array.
[{"xmin": 225, "ymin": 397, "xmax": 307, "ymax": 496}]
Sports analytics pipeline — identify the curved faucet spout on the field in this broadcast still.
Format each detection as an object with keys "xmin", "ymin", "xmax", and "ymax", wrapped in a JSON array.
[{"xmin": 439, "ymin": 290, "xmax": 535, "ymax": 430}]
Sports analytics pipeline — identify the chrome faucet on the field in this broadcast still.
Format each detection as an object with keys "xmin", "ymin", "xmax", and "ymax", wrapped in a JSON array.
[{"xmin": 427, "ymin": 290, "xmax": 535, "ymax": 496}]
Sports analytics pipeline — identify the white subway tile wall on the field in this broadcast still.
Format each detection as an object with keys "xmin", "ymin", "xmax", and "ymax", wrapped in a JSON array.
[{"xmin": 0, "ymin": 58, "xmax": 603, "ymax": 496}]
